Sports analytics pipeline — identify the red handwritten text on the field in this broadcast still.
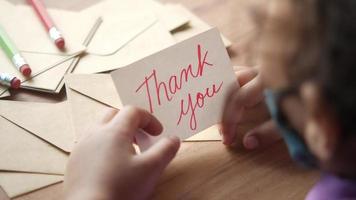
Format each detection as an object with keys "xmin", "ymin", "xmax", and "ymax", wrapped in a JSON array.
[
  {"xmin": 135, "ymin": 44, "xmax": 223, "ymax": 131},
  {"xmin": 177, "ymin": 81, "xmax": 223, "ymax": 130}
]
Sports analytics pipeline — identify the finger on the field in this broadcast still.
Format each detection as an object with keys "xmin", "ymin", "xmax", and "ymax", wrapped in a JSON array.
[
  {"xmin": 243, "ymin": 120, "xmax": 282, "ymax": 150},
  {"xmin": 100, "ymin": 107, "xmax": 119, "ymax": 124},
  {"xmin": 221, "ymin": 86, "xmax": 241, "ymax": 145},
  {"xmin": 139, "ymin": 136, "xmax": 180, "ymax": 171},
  {"xmin": 221, "ymin": 75, "xmax": 264, "ymax": 145},
  {"xmin": 223, "ymin": 75, "xmax": 265, "ymax": 125},
  {"xmin": 220, "ymin": 102, "xmax": 270, "ymax": 146},
  {"xmin": 109, "ymin": 106, "xmax": 163, "ymax": 139},
  {"xmin": 233, "ymin": 66, "xmax": 250, "ymax": 71},
  {"xmin": 238, "ymin": 74, "xmax": 265, "ymax": 107},
  {"xmin": 235, "ymin": 68, "xmax": 258, "ymax": 87},
  {"xmin": 237, "ymin": 101, "xmax": 270, "ymax": 124}
]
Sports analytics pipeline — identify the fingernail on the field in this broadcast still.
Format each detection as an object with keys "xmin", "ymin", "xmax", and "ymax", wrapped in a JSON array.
[{"xmin": 245, "ymin": 136, "xmax": 259, "ymax": 149}]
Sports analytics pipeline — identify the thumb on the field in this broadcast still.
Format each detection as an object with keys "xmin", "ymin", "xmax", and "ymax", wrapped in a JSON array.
[
  {"xmin": 243, "ymin": 120, "xmax": 282, "ymax": 150},
  {"xmin": 141, "ymin": 136, "xmax": 180, "ymax": 171}
]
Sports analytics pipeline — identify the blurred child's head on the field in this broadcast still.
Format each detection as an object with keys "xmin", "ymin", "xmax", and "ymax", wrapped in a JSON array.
[{"xmin": 255, "ymin": 0, "xmax": 356, "ymax": 177}]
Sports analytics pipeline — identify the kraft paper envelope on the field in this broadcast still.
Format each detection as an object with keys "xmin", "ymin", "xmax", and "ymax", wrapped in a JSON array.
[
  {"xmin": 145, "ymin": 0, "xmax": 189, "ymax": 31},
  {"xmin": 0, "ymin": 186, "xmax": 9, "ymax": 200},
  {"xmin": 0, "ymin": 52, "xmax": 82, "ymax": 95},
  {"xmin": 170, "ymin": 5, "xmax": 232, "ymax": 48},
  {"xmin": 0, "ymin": 91, "xmax": 10, "ymax": 99},
  {"xmin": 0, "ymin": 1, "xmax": 100, "ymax": 94},
  {"xmin": 78, "ymin": 0, "xmax": 158, "ymax": 56},
  {"xmin": 0, "ymin": 1, "xmax": 88, "ymax": 55},
  {"xmin": 39, "ymin": 17, "xmax": 105, "ymax": 95},
  {"xmin": 20, "ymin": 58, "xmax": 76, "ymax": 93},
  {"xmin": 66, "ymin": 75, "xmax": 121, "ymax": 141},
  {"xmin": 71, "ymin": 0, "xmax": 176, "ymax": 74},
  {"xmin": 65, "ymin": 74, "xmax": 221, "ymax": 142},
  {"xmin": 0, "ymin": 172, "xmax": 63, "ymax": 198},
  {"xmin": 110, "ymin": 28, "xmax": 237, "ymax": 149},
  {"xmin": 0, "ymin": 101, "xmax": 75, "ymax": 152},
  {"xmin": 0, "ymin": 116, "xmax": 68, "ymax": 174},
  {"xmin": 73, "ymin": 22, "xmax": 175, "ymax": 74}
]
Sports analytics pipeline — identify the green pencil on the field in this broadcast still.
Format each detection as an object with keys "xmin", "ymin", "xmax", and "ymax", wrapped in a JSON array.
[{"xmin": 0, "ymin": 25, "xmax": 32, "ymax": 76}]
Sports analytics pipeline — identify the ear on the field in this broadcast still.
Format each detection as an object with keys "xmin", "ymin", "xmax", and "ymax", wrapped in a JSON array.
[{"xmin": 300, "ymin": 82, "xmax": 340, "ymax": 163}]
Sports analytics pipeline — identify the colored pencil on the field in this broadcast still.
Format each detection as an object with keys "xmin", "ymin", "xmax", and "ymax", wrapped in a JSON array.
[
  {"xmin": 0, "ymin": 25, "xmax": 32, "ymax": 76},
  {"xmin": 0, "ymin": 72, "xmax": 21, "ymax": 89},
  {"xmin": 27, "ymin": 0, "xmax": 66, "ymax": 49}
]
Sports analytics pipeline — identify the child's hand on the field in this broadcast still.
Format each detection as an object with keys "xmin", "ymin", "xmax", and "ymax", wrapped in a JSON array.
[
  {"xmin": 221, "ymin": 66, "xmax": 281, "ymax": 149},
  {"xmin": 64, "ymin": 107, "xmax": 180, "ymax": 200}
]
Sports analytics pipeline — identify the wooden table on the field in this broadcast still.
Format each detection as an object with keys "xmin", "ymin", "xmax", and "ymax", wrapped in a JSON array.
[{"xmin": 2, "ymin": 0, "xmax": 319, "ymax": 199}]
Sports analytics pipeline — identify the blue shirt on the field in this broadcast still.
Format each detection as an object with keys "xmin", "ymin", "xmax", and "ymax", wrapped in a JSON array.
[{"xmin": 306, "ymin": 173, "xmax": 356, "ymax": 200}]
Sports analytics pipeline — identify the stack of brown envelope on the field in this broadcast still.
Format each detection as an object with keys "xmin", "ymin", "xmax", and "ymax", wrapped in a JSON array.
[
  {"xmin": 0, "ymin": 1, "xmax": 96, "ymax": 96},
  {"xmin": 0, "ymin": 101, "xmax": 75, "ymax": 198},
  {"xmin": 65, "ymin": 74, "xmax": 221, "ymax": 142}
]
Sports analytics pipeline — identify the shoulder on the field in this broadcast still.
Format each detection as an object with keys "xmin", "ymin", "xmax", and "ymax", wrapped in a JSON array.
[{"xmin": 306, "ymin": 173, "xmax": 356, "ymax": 200}]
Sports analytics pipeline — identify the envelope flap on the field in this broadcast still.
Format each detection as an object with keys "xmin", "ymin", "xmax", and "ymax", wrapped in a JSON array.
[
  {"xmin": 0, "ymin": 117, "xmax": 68, "ymax": 174},
  {"xmin": 169, "ymin": 5, "xmax": 232, "ymax": 47},
  {"xmin": 146, "ymin": 1, "xmax": 189, "ymax": 31},
  {"xmin": 73, "ymin": 22, "xmax": 175, "ymax": 74},
  {"xmin": 87, "ymin": 16, "xmax": 157, "ymax": 56},
  {"xmin": 0, "ymin": 90, "xmax": 10, "ymax": 99},
  {"xmin": 66, "ymin": 74, "xmax": 122, "ymax": 109},
  {"xmin": 67, "ymin": 87, "xmax": 111, "ymax": 141},
  {"xmin": 0, "ymin": 101, "xmax": 75, "ymax": 152},
  {"xmin": 0, "ymin": 172, "xmax": 63, "ymax": 198},
  {"xmin": 82, "ymin": 0, "xmax": 158, "ymax": 55}
]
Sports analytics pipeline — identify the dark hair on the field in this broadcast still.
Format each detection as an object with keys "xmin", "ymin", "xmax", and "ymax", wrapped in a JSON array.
[
  {"xmin": 316, "ymin": 0, "xmax": 356, "ymax": 136},
  {"xmin": 284, "ymin": 0, "xmax": 356, "ymax": 135}
]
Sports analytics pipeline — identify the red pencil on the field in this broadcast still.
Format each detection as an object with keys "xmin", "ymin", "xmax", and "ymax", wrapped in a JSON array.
[{"xmin": 27, "ymin": 0, "xmax": 65, "ymax": 50}]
